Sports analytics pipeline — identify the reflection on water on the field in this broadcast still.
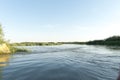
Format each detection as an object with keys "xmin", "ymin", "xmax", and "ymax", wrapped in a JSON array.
[
  {"xmin": 0, "ymin": 55, "xmax": 10, "ymax": 80},
  {"xmin": 0, "ymin": 55, "xmax": 10, "ymax": 67},
  {"xmin": 0, "ymin": 45, "xmax": 120, "ymax": 80},
  {"xmin": 106, "ymin": 46, "xmax": 120, "ymax": 51}
]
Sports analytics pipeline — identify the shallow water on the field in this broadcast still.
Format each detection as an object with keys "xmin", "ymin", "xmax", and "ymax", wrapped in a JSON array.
[{"xmin": 0, "ymin": 44, "xmax": 120, "ymax": 80}]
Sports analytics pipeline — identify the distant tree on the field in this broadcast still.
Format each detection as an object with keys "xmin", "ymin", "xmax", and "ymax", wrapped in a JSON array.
[
  {"xmin": 0, "ymin": 24, "xmax": 5, "ymax": 44},
  {"xmin": 87, "ymin": 35, "xmax": 120, "ymax": 46},
  {"xmin": 105, "ymin": 36, "xmax": 120, "ymax": 41}
]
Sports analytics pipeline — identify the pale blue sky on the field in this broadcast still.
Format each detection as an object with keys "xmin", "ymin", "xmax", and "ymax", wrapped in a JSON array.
[{"xmin": 0, "ymin": 0, "xmax": 120, "ymax": 42}]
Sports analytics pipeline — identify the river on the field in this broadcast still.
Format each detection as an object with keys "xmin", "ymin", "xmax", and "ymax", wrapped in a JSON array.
[{"xmin": 0, "ymin": 44, "xmax": 120, "ymax": 80}]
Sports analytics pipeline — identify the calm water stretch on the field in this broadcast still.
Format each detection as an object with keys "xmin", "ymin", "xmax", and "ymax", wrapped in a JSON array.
[{"xmin": 0, "ymin": 44, "xmax": 120, "ymax": 80}]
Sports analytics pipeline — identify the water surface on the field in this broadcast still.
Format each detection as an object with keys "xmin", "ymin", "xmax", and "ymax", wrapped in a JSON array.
[{"xmin": 0, "ymin": 44, "xmax": 120, "ymax": 80}]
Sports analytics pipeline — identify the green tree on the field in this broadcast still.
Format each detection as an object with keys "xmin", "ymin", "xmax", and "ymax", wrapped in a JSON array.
[{"xmin": 0, "ymin": 24, "xmax": 5, "ymax": 44}]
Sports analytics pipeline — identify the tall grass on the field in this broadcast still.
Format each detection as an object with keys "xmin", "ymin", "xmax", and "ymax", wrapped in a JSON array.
[{"xmin": 0, "ymin": 24, "xmax": 29, "ymax": 54}]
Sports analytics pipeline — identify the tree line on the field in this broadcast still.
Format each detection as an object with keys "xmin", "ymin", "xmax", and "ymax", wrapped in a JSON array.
[{"xmin": 86, "ymin": 36, "xmax": 120, "ymax": 46}]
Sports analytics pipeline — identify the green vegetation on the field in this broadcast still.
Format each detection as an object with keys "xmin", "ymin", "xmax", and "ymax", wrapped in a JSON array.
[
  {"xmin": 60, "ymin": 36, "xmax": 120, "ymax": 46},
  {"xmin": 62, "ymin": 42, "xmax": 86, "ymax": 44},
  {"xmin": 7, "ymin": 45, "xmax": 29, "ymax": 53},
  {"xmin": 86, "ymin": 36, "xmax": 120, "ymax": 46},
  {"xmin": 13, "ymin": 36, "xmax": 119, "ymax": 46},
  {"xmin": 11, "ymin": 42, "xmax": 62, "ymax": 46},
  {"xmin": 12, "ymin": 47, "xmax": 30, "ymax": 52},
  {"xmin": 0, "ymin": 24, "xmax": 29, "ymax": 54},
  {"xmin": 0, "ymin": 24, "xmax": 5, "ymax": 44}
]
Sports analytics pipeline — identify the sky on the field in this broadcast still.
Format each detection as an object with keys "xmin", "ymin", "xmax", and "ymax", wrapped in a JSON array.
[{"xmin": 0, "ymin": 0, "xmax": 120, "ymax": 42}]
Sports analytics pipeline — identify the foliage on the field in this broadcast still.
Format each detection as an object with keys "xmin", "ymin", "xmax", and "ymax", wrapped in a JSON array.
[
  {"xmin": 86, "ymin": 36, "xmax": 120, "ymax": 46},
  {"xmin": 61, "ymin": 42, "xmax": 85, "ymax": 44},
  {"xmin": 0, "ymin": 24, "xmax": 29, "ymax": 54},
  {"xmin": 105, "ymin": 36, "xmax": 120, "ymax": 41},
  {"xmin": 0, "ymin": 24, "xmax": 5, "ymax": 44},
  {"xmin": 13, "ymin": 47, "xmax": 30, "ymax": 52},
  {"xmin": 11, "ymin": 42, "xmax": 62, "ymax": 46}
]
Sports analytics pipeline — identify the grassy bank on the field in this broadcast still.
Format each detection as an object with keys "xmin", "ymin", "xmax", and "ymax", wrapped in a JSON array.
[
  {"xmin": 12, "ymin": 36, "xmax": 120, "ymax": 46},
  {"xmin": 0, "ymin": 43, "xmax": 29, "ymax": 54},
  {"xmin": 9, "ymin": 46, "xmax": 29, "ymax": 53},
  {"xmin": 0, "ymin": 25, "xmax": 29, "ymax": 54},
  {"xmin": 62, "ymin": 42, "xmax": 86, "ymax": 44},
  {"xmin": 10, "ymin": 42, "xmax": 62, "ymax": 46}
]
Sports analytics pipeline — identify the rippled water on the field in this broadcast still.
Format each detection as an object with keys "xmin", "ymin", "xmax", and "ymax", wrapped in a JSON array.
[{"xmin": 0, "ymin": 44, "xmax": 120, "ymax": 80}]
